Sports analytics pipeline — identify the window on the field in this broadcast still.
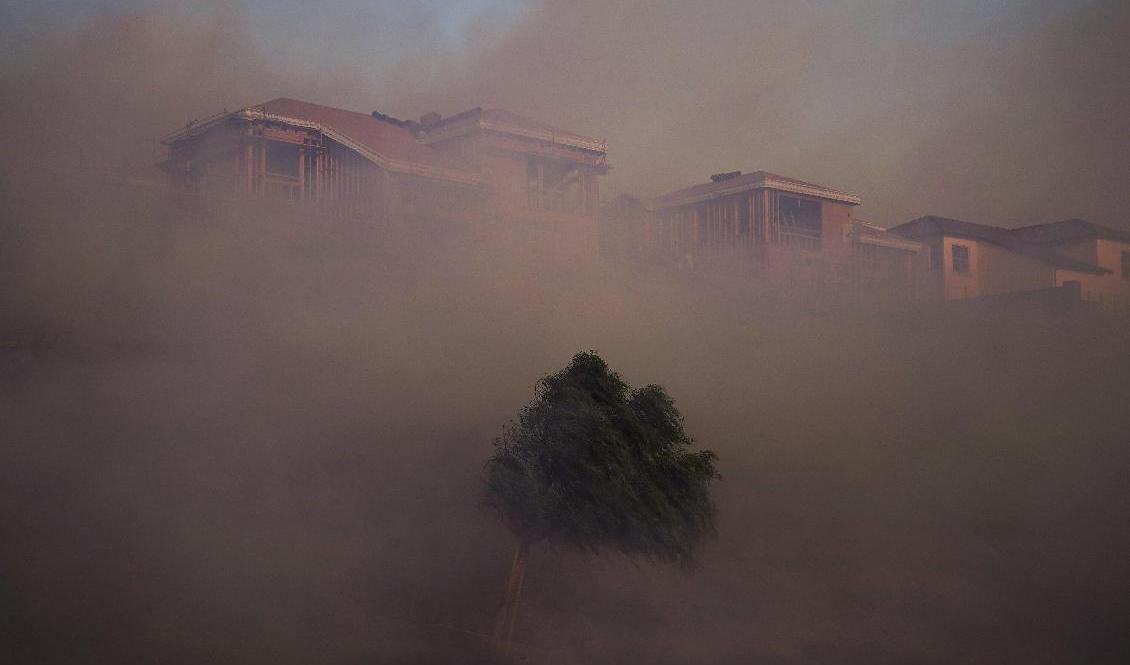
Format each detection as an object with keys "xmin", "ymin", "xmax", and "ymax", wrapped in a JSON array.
[
  {"xmin": 265, "ymin": 142, "xmax": 299, "ymax": 178},
  {"xmin": 527, "ymin": 157, "xmax": 584, "ymax": 215},
  {"xmin": 1122, "ymin": 250, "xmax": 1129, "ymax": 279},
  {"xmin": 777, "ymin": 194, "xmax": 822, "ymax": 249},
  {"xmin": 952, "ymin": 244, "xmax": 970, "ymax": 273}
]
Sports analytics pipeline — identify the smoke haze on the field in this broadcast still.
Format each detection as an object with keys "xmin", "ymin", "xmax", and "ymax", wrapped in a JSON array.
[{"xmin": 2, "ymin": 2, "xmax": 1130, "ymax": 664}]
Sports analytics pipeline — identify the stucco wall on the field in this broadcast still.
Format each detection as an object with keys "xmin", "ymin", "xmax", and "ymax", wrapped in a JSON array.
[
  {"xmin": 938, "ymin": 237, "xmax": 1054, "ymax": 300},
  {"xmin": 1057, "ymin": 239, "xmax": 1130, "ymax": 314}
]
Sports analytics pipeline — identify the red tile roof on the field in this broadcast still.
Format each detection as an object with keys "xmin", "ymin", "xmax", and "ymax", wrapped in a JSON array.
[
  {"xmin": 250, "ymin": 98, "xmax": 457, "ymax": 171},
  {"xmin": 162, "ymin": 98, "xmax": 487, "ymax": 186}
]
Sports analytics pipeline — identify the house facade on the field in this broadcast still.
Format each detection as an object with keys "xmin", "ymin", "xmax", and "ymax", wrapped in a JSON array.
[
  {"xmin": 620, "ymin": 170, "xmax": 924, "ymax": 301},
  {"xmin": 888, "ymin": 216, "xmax": 1116, "ymax": 309},
  {"xmin": 1012, "ymin": 219, "xmax": 1130, "ymax": 315},
  {"xmin": 160, "ymin": 98, "xmax": 608, "ymax": 257}
]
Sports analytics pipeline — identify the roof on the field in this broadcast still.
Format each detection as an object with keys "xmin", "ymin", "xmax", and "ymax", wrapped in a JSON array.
[
  {"xmin": 162, "ymin": 98, "xmax": 487, "ymax": 187},
  {"xmin": 1011, "ymin": 218, "xmax": 1130, "ymax": 246},
  {"xmin": 481, "ymin": 109, "xmax": 606, "ymax": 153},
  {"xmin": 889, "ymin": 216, "xmax": 1109, "ymax": 275},
  {"xmin": 651, "ymin": 171, "xmax": 862, "ymax": 210},
  {"xmin": 419, "ymin": 108, "xmax": 607, "ymax": 154},
  {"xmin": 848, "ymin": 220, "xmax": 923, "ymax": 252},
  {"xmin": 255, "ymin": 98, "xmax": 444, "ymax": 167}
]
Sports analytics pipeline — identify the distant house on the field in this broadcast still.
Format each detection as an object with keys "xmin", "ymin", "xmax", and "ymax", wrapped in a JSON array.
[
  {"xmin": 628, "ymin": 170, "xmax": 923, "ymax": 300},
  {"xmin": 160, "ymin": 98, "xmax": 608, "ymax": 256},
  {"xmin": 888, "ymin": 216, "xmax": 1115, "ymax": 308},
  {"xmin": 1012, "ymin": 219, "xmax": 1130, "ymax": 314}
]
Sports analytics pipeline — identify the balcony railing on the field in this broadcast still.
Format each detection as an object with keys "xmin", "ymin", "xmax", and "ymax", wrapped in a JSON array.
[{"xmin": 778, "ymin": 227, "xmax": 821, "ymax": 250}]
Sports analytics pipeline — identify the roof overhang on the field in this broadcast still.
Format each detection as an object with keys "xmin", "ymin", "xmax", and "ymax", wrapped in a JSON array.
[
  {"xmin": 480, "ymin": 119, "xmax": 607, "ymax": 154},
  {"xmin": 651, "ymin": 174, "xmax": 861, "ymax": 210},
  {"xmin": 160, "ymin": 110, "xmax": 235, "ymax": 144},
  {"xmin": 417, "ymin": 110, "xmax": 607, "ymax": 155},
  {"xmin": 902, "ymin": 226, "xmax": 1111, "ymax": 275},
  {"xmin": 846, "ymin": 224, "xmax": 923, "ymax": 252}
]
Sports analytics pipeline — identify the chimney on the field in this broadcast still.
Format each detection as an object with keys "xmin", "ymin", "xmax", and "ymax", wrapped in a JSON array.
[
  {"xmin": 710, "ymin": 171, "xmax": 742, "ymax": 183},
  {"xmin": 371, "ymin": 110, "xmax": 413, "ymax": 128}
]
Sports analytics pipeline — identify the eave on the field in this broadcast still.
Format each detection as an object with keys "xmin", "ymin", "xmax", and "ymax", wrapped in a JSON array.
[{"xmin": 651, "ymin": 174, "xmax": 862, "ymax": 210}]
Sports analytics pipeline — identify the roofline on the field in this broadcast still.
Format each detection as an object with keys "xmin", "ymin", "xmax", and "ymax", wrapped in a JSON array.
[
  {"xmin": 1013, "ymin": 219, "xmax": 1130, "ymax": 245},
  {"xmin": 846, "ymin": 223, "xmax": 923, "ymax": 252},
  {"xmin": 891, "ymin": 216, "xmax": 1110, "ymax": 275},
  {"xmin": 241, "ymin": 109, "xmax": 489, "ymax": 187},
  {"xmin": 651, "ymin": 174, "xmax": 862, "ymax": 209},
  {"xmin": 418, "ymin": 108, "xmax": 607, "ymax": 154},
  {"xmin": 160, "ymin": 110, "xmax": 234, "ymax": 144},
  {"xmin": 480, "ymin": 117, "xmax": 607, "ymax": 154},
  {"xmin": 162, "ymin": 107, "xmax": 489, "ymax": 189}
]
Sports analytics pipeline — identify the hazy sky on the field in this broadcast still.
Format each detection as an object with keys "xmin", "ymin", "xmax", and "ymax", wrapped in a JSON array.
[
  {"xmin": 4, "ymin": 4, "xmax": 1130, "ymax": 664},
  {"xmin": 2, "ymin": 0, "xmax": 1126, "ymax": 228}
]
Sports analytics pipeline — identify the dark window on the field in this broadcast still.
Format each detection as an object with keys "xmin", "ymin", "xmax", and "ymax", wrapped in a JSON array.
[
  {"xmin": 778, "ymin": 195, "xmax": 821, "ymax": 235},
  {"xmin": 777, "ymin": 195, "xmax": 821, "ymax": 249},
  {"xmin": 265, "ymin": 142, "xmax": 299, "ymax": 178},
  {"xmin": 1122, "ymin": 250, "xmax": 1130, "ymax": 279},
  {"xmin": 952, "ymin": 244, "xmax": 970, "ymax": 273}
]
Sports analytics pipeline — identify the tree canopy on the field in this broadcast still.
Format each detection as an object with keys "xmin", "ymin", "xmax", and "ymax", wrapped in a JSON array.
[{"xmin": 484, "ymin": 351, "xmax": 719, "ymax": 566}]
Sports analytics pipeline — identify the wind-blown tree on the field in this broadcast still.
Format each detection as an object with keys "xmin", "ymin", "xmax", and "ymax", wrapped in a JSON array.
[{"xmin": 484, "ymin": 351, "xmax": 719, "ymax": 648}]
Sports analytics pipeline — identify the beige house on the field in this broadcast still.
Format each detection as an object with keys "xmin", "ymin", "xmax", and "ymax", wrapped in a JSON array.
[{"xmin": 889, "ymin": 216, "xmax": 1115, "ymax": 307}]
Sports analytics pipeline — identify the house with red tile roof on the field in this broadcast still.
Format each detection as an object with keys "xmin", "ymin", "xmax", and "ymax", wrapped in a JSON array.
[{"xmin": 160, "ymin": 98, "xmax": 608, "ymax": 255}]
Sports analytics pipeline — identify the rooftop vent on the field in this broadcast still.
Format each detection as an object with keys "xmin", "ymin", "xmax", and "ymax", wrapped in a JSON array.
[
  {"xmin": 710, "ymin": 171, "xmax": 742, "ymax": 183},
  {"xmin": 371, "ymin": 110, "xmax": 413, "ymax": 128}
]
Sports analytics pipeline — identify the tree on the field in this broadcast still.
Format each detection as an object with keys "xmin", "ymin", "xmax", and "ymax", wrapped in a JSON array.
[{"xmin": 483, "ymin": 351, "xmax": 719, "ymax": 649}]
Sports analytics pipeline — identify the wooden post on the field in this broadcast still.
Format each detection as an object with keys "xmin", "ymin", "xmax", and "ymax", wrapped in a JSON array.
[
  {"xmin": 297, "ymin": 146, "xmax": 305, "ymax": 200},
  {"xmin": 314, "ymin": 148, "xmax": 322, "ymax": 202},
  {"xmin": 245, "ymin": 142, "xmax": 254, "ymax": 194},
  {"xmin": 536, "ymin": 161, "xmax": 544, "ymax": 212},
  {"xmin": 760, "ymin": 189, "xmax": 770, "ymax": 243},
  {"xmin": 257, "ymin": 142, "xmax": 266, "ymax": 195}
]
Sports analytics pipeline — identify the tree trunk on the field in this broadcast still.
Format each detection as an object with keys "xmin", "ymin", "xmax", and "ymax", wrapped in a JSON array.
[{"xmin": 491, "ymin": 541, "xmax": 530, "ymax": 652}]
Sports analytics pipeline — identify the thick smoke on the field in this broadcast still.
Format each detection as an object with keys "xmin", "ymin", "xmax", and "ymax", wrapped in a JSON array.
[
  {"xmin": 379, "ymin": 0, "xmax": 1130, "ymax": 229},
  {"xmin": 2, "ymin": 3, "xmax": 1129, "ymax": 665}
]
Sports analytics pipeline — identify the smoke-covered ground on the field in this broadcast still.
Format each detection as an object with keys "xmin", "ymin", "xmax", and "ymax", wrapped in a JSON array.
[
  {"xmin": 3, "ymin": 2, "xmax": 1130, "ymax": 664},
  {"xmin": 3, "ymin": 171, "xmax": 1129, "ymax": 664}
]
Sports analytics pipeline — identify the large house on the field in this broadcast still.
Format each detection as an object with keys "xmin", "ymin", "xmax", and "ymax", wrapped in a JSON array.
[{"xmin": 160, "ymin": 98, "xmax": 608, "ymax": 256}]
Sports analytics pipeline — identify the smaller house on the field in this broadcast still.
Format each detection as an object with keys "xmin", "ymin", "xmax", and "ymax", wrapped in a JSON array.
[
  {"xmin": 889, "ymin": 216, "xmax": 1112, "ymax": 306},
  {"xmin": 627, "ymin": 170, "xmax": 923, "ymax": 300},
  {"xmin": 1012, "ymin": 219, "xmax": 1130, "ymax": 314}
]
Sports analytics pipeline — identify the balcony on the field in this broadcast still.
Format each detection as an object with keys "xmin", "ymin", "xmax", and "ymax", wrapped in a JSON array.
[{"xmin": 778, "ymin": 227, "xmax": 821, "ymax": 251}]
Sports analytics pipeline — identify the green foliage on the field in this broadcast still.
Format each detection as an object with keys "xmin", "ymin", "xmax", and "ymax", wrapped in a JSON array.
[{"xmin": 484, "ymin": 351, "xmax": 719, "ymax": 565}]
